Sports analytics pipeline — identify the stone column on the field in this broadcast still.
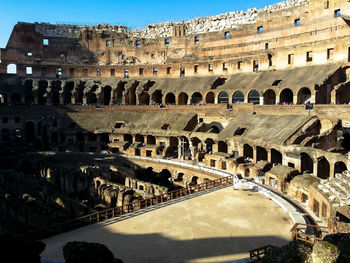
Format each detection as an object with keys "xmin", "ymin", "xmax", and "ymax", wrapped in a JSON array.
[
  {"xmin": 259, "ymin": 96, "xmax": 264, "ymax": 105},
  {"xmin": 178, "ymin": 145, "xmax": 182, "ymax": 159},
  {"xmin": 253, "ymin": 147, "xmax": 257, "ymax": 163},
  {"xmin": 330, "ymin": 89, "xmax": 337, "ymax": 104},
  {"xmin": 267, "ymin": 150, "xmax": 272, "ymax": 163}
]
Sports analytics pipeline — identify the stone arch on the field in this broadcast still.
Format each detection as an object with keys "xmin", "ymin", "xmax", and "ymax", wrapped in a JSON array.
[
  {"xmin": 86, "ymin": 85, "xmax": 98, "ymax": 105},
  {"xmin": 334, "ymin": 161, "xmax": 347, "ymax": 176},
  {"xmin": 99, "ymin": 86, "xmax": 112, "ymax": 105},
  {"xmin": 263, "ymin": 89, "xmax": 276, "ymax": 105},
  {"xmin": 135, "ymin": 134, "xmax": 144, "ymax": 143},
  {"xmin": 248, "ymin": 90, "xmax": 260, "ymax": 104},
  {"xmin": 191, "ymin": 92, "xmax": 203, "ymax": 104},
  {"xmin": 280, "ymin": 88, "xmax": 293, "ymax": 104},
  {"xmin": 218, "ymin": 141, "xmax": 228, "ymax": 153},
  {"xmin": 317, "ymin": 157, "xmax": 330, "ymax": 179},
  {"xmin": 7, "ymin": 64, "xmax": 17, "ymax": 74},
  {"xmin": 191, "ymin": 137, "xmax": 202, "ymax": 151},
  {"xmin": 1, "ymin": 128, "xmax": 11, "ymax": 142},
  {"xmin": 178, "ymin": 92, "xmax": 188, "ymax": 105},
  {"xmin": 271, "ymin": 148, "xmax": 282, "ymax": 164},
  {"xmin": 165, "ymin": 92, "xmax": 176, "ymax": 105},
  {"xmin": 232, "ymin": 90, "xmax": 244, "ymax": 103},
  {"xmin": 147, "ymin": 135, "xmax": 156, "ymax": 145},
  {"xmin": 205, "ymin": 92, "xmax": 215, "ymax": 104},
  {"xmin": 256, "ymin": 146, "xmax": 267, "ymax": 161},
  {"xmin": 205, "ymin": 138, "xmax": 215, "ymax": 153},
  {"xmin": 151, "ymin": 90, "xmax": 163, "ymax": 105},
  {"xmin": 301, "ymin": 152, "xmax": 314, "ymax": 174},
  {"xmin": 176, "ymin": 172, "xmax": 184, "ymax": 182},
  {"xmin": 297, "ymin": 87, "xmax": 311, "ymax": 104},
  {"xmin": 138, "ymin": 92, "xmax": 150, "ymax": 105},
  {"xmin": 63, "ymin": 82, "xmax": 74, "ymax": 105},
  {"xmin": 243, "ymin": 144, "xmax": 253, "ymax": 159},
  {"xmin": 25, "ymin": 121, "xmax": 35, "ymax": 143},
  {"xmin": 159, "ymin": 169, "xmax": 172, "ymax": 184},
  {"xmin": 11, "ymin": 93, "xmax": 21, "ymax": 105},
  {"xmin": 218, "ymin": 91, "xmax": 229, "ymax": 104},
  {"xmin": 179, "ymin": 136, "xmax": 190, "ymax": 156}
]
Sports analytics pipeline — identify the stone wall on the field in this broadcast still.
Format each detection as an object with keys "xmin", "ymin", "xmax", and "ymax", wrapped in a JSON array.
[{"xmin": 33, "ymin": 0, "xmax": 308, "ymax": 40}]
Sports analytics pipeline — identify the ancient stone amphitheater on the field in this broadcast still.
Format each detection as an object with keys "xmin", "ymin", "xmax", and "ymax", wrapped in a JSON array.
[{"xmin": 0, "ymin": 0, "xmax": 350, "ymax": 262}]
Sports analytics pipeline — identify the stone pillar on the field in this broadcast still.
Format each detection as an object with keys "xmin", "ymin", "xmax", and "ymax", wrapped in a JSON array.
[
  {"xmin": 253, "ymin": 147, "xmax": 257, "ymax": 163},
  {"xmin": 267, "ymin": 150, "xmax": 272, "ymax": 163},
  {"xmin": 71, "ymin": 96, "xmax": 76, "ymax": 105},
  {"xmin": 259, "ymin": 96, "xmax": 264, "ymax": 105},
  {"xmin": 313, "ymin": 161, "xmax": 318, "ymax": 177},
  {"xmin": 331, "ymin": 89, "xmax": 337, "ymax": 104},
  {"xmin": 178, "ymin": 145, "xmax": 182, "ymax": 159},
  {"xmin": 83, "ymin": 95, "xmax": 87, "ymax": 105},
  {"xmin": 329, "ymin": 162, "xmax": 335, "ymax": 178}
]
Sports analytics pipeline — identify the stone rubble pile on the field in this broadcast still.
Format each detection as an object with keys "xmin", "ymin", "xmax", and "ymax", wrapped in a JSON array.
[{"xmin": 318, "ymin": 171, "xmax": 350, "ymax": 207}]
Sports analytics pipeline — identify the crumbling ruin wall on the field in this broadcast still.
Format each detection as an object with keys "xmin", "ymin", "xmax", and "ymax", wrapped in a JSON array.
[{"xmin": 33, "ymin": 0, "xmax": 308, "ymax": 40}]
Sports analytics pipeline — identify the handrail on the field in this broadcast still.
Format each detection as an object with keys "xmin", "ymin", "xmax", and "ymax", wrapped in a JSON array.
[
  {"xmin": 17, "ymin": 176, "xmax": 234, "ymax": 240},
  {"xmin": 290, "ymin": 223, "xmax": 329, "ymax": 245}
]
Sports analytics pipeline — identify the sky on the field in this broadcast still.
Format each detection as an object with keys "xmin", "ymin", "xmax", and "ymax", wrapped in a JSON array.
[{"xmin": 0, "ymin": 0, "xmax": 281, "ymax": 48}]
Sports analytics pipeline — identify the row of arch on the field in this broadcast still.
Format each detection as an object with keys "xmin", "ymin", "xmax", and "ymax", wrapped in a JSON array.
[{"xmin": 1, "ymin": 79, "xmax": 312, "ymax": 106}]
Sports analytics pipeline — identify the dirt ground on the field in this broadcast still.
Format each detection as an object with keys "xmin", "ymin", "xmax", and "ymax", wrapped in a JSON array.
[{"xmin": 42, "ymin": 187, "xmax": 293, "ymax": 263}]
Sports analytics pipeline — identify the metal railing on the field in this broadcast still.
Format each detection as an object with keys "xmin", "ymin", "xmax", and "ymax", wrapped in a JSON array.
[{"xmin": 17, "ymin": 176, "xmax": 233, "ymax": 240}]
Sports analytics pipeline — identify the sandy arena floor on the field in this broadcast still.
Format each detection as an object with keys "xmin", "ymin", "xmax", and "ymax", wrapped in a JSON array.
[{"xmin": 42, "ymin": 187, "xmax": 293, "ymax": 263}]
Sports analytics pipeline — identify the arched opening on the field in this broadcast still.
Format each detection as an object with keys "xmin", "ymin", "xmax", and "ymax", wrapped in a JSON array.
[
  {"xmin": 1, "ymin": 129, "xmax": 11, "ymax": 142},
  {"xmin": 191, "ymin": 92, "xmax": 203, "ymax": 104},
  {"xmin": 86, "ymin": 85, "xmax": 98, "ymax": 105},
  {"xmin": 124, "ymin": 134, "xmax": 133, "ymax": 144},
  {"xmin": 99, "ymin": 86, "xmax": 111, "ymax": 105},
  {"xmin": 263, "ymin": 89, "xmax": 276, "ymax": 105},
  {"xmin": 205, "ymin": 138, "xmax": 215, "ymax": 154},
  {"xmin": 165, "ymin": 93, "xmax": 176, "ymax": 105},
  {"xmin": 63, "ymin": 82, "xmax": 74, "ymax": 105},
  {"xmin": 317, "ymin": 157, "xmax": 330, "ymax": 179},
  {"xmin": 75, "ymin": 82, "xmax": 85, "ymax": 104},
  {"xmin": 280, "ymin": 89, "xmax": 294, "ymax": 104},
  {"xmin": 245, "ymin": 168, "xmax": 250, "ymax": 177},
  {"xmin": 205, "ymin": 92, "xmax": 215, "ymax": 104},
  {"xmin": 14, "ymin": 128, "xmax": 23, "ymax": 142},
  {"xmin": 297, "ymin": 87, "xmax": 311, "ymax": 104},
  {"xmin": 218, "ymin": 141, "xmax": 228, "ymax": 153},
  {"xmin": 87, "ymin": 133, "xmax": 97, "ymax": 142},
  {"xmin": 176, "ymin": 173, "xmax": 184, "ymax": 182},
  {"xmin": 178, "ymin": 92, "xmax": 188, "ymax": 105},
  {"xmin": 7, "ymin": 64, "xmax": 17, "ymax": 74},
  {"xmin": 159, "ymin": 169, "xmax": 172, "ymax": 185},
  {"xmin": 125, "ymin": 85, "xmax": 137, "ymax": 105},
  {"xmin": 25, "ymin": 121, "xmax": 35, "ymax": 143},
  {"xmin": 138, "ymin": 92, "xmax": 150, "ymax": 105},
  {"xmin": 256, "ymin": 146, "xmax": 267, "ymax": 161},
  {"xmin": 271, "ymin": 148, "xmax": 282, "ymax": 164},
  {"xmin": 190, "ymin": 176, "xmax": 198, "ymax": 185},
  {"xmin": 11, "ymin": 93, "xmax": 21, "ymax": 105},
  {"xmin": 169, "ymin": 136, "xmax": 179, "ymax": 147},
  {"xmin": 147, "ymin": 135, "xmax": 156, "ymax": 145},
  {"xmin": 218, "ymin": 91, "xmax": 229, "ymax": 104},
  {"xmin": 51, "ymin": 81, "xmax": 61, "ymax": 105},
  {"xmin": 232, "ymin": 91, "xmax": 244, "ymax": 103},
  {"xmin": 135, "ymin": 134, "xmax": 144, "ymax": 144},
  {"xmin": 38, "ymin": 80, "xmax": 48, "ymax": 105},
  {"xmin": 208, "ymin": 125, "xmax": 220, "ymax": 134},
  {"xmin": 248, "ymin": 90, "xmax": 260, "ymax": 105},
  {"xmin": 151, "ymin": 90, "xmax": 163, "ymax": 105},
  {"xmin": 334, "ymin": 161, "xmax": 347, "ymax": 176},
  {"xmin": 301, "ymin": 152, "xmax": 314, "ymax": 174},
  {"xmin": 243, "ymin": 144, "xmax": 253, "ymax": 160},
  {"xmin": 191, "ymin": 137, "xmax": 202, "ymax": 151}
]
